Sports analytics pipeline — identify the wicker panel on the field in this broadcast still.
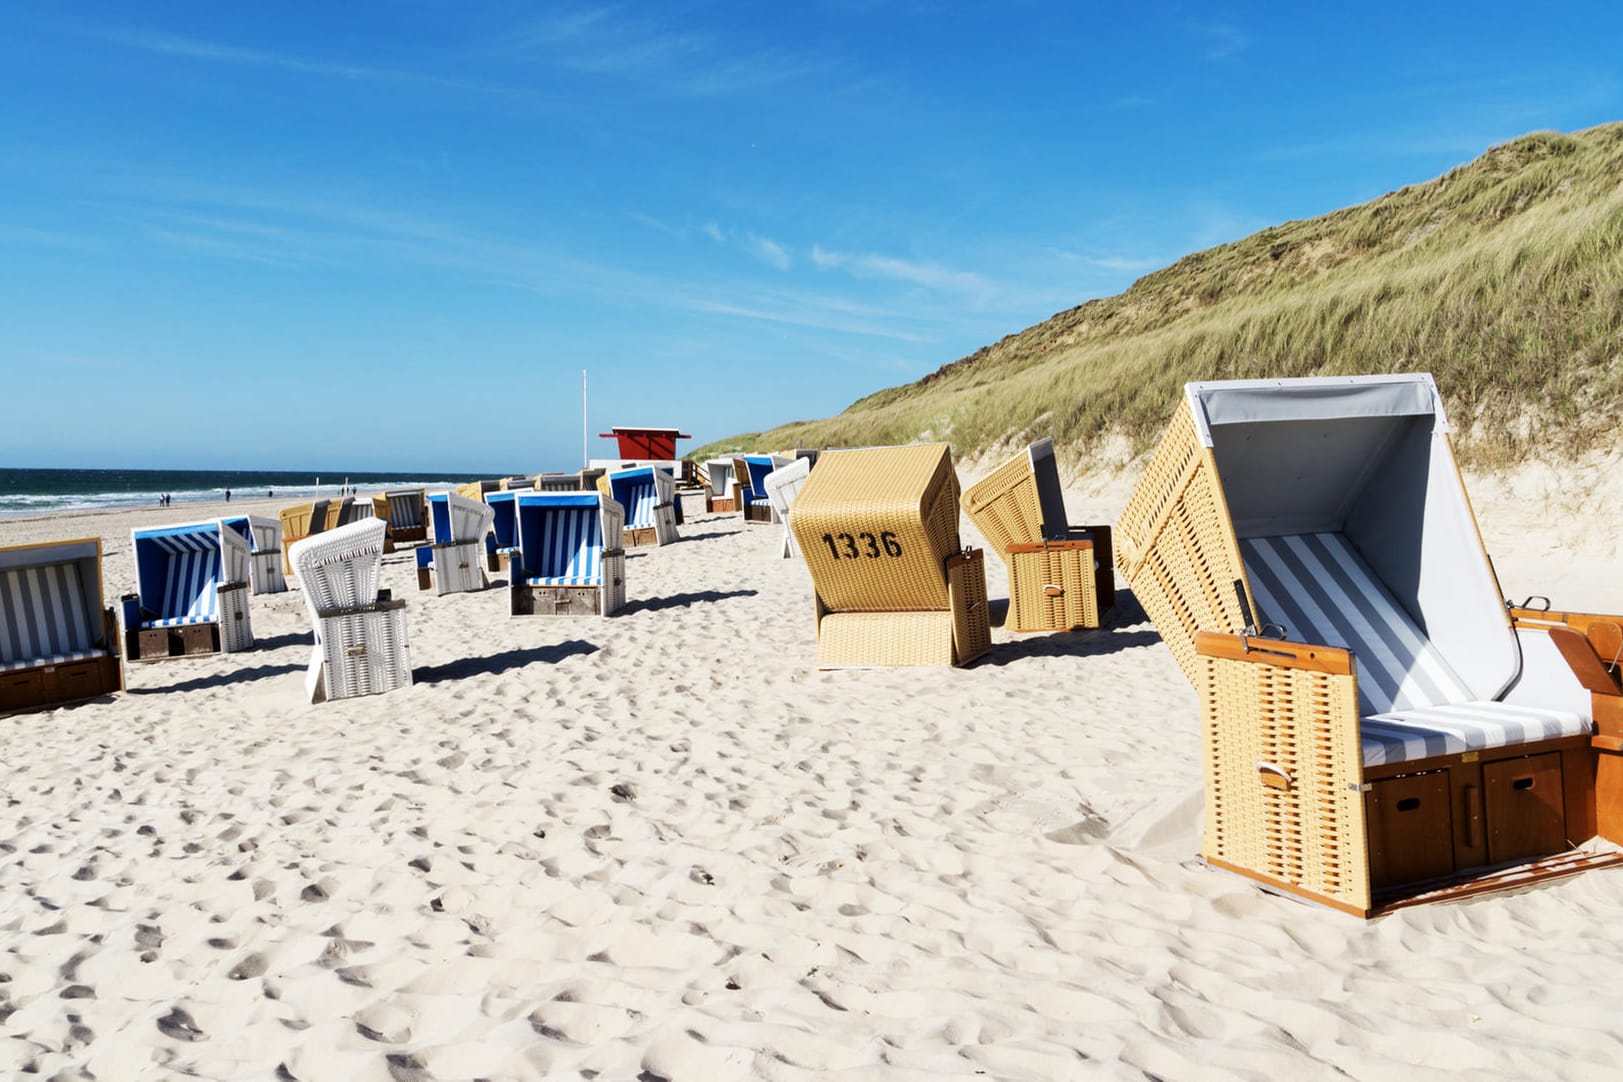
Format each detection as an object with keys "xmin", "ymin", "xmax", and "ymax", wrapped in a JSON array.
[
  {"xmin": 790, "ymin": 444, "xmax": 961, "ymax": 614},
  {"xmin": 818, "ymin": 611, "xmax": 955, "ymax": 667},
  {"xmin": 1198, "ymin": 652, "xmax": 1370, "ymax": 913},
  {"xmin": 948, "ymin": 549, "xmax": 990, "ymax": 665},
  {"xmin": 1008, "ymin": 544, "xmax": 1100, "ymax": 631},
  {"xmin": 1115, "ymin": 401, "xmax": 1252, "ymax": 683},
  {"xmin": 602, "ymin": 552, "xmax": 626, "ymax": 616},
  {"xmin": 961, "ymin": 452, "xmax": 1041, "ymax": 556},
  {"xmin": 316, "ymin": 607, "xmax": 412, "ymax": 701},
  {"xmin": 218, "ymin": 585, "xmax": 254, "ymax": 653},
  {"xmin": 430, "ymin": 541, "xmax": 485, "ymax": 596}
]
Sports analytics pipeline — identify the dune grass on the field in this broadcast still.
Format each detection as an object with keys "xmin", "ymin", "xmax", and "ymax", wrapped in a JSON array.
[{"xmin": 693, "ymin": 124, "xmax": 1623, "ymax": 468}]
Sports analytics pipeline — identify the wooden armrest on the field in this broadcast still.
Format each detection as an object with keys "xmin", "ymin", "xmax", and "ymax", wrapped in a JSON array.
[{"xmin": 1194, "ymin": 631, "xmax": 1353, "ymax": 676}]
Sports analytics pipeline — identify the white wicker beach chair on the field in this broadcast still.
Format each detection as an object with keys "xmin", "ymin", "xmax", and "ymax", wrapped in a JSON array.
[
  {"xmin": 291, "ymin": 518, "xmax": 412, "ymax": 703},
  {"xmin": 509, "ymin": 493, "xmax": 626, "ymax": 616},
  {"xmin": 123, "ymin": 521, "xmax": 254, "ymax": 659},
  {"xmin": 763, "ymin": 457, "xmax": 813, "ymax": 558},
  {"xmin": 599, "ymin": 467, "xmax": 678, "ymax": 547},
  {"xmin": 223, "ymin": 514, "xmax": 287, "ymax": 595},
  {"xmin": 417, "ymin": 492, "xmax": 495, "ymax": 595}
]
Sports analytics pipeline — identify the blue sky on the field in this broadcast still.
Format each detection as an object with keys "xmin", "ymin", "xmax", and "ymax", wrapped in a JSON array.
[{"xmin": 2, "ymin": 2, "xmax": 1619, "ymax": 471}]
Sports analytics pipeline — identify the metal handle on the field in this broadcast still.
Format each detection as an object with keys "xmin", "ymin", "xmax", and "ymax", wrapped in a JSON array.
[
  {"xmin": 1256, "ymin": 762, "xmax": 1292, "ymax": 790},
  {"xmin": 1043, "ymin": 584, "xmax": 1063, "ymax": 598},
  {"xmin": 345, "ymin": 645, "xmax": 366, "ymax": 658}
]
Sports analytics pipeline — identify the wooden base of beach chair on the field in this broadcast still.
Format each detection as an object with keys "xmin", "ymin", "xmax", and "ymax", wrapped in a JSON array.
[
  {"xmin": 744, "ymin": 503, "xmax": 776, "ymax": 524},
  {"xmin": 815, "ymin": 549, "xmax": 989, "ymax": 667},
  {"xmin": 709, "ymin": 496, "xmax": 736, "ymax": 513},
  {"xmin": 1005, "ymin": 527, "xmax": 1114, "ymax": 632},
  {"xmin": 0, "ymin": 651, "xmax": 122, "ymax": 716},
  {"xmin": 626, "ymin": 526, "xmax": 659, "ymax": 548},
  {"xmin": 513, "ymin": 584, "xmax": 602, "ymax": 616},
  {"xmin": 390, "ymin": 525, "xmax": 428, "ymax": 546},
  {"xmin": 123, "ymin": 586, "xmax": 252, "ymax": 661}
]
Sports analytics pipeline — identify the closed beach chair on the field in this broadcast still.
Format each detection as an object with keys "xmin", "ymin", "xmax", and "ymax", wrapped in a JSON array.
[
  {"xmin": 483, "ymin": 490, "xmax": 519, "ymax": 573},
  {"xmin": 598, "ymin": 466, "xmax": 678, "ymax": 547},
  {"xmin": 0, "ymin": 538, "xmax": 124, "ymax": 714},
  {"xmin": 509, "ymin": 493, "xmax": 626, "ymax": 617},
  {"xmin": 122, "ymin": 521, "xmax": 254, "ymax": 660},
  {"xmin": 222, "ymin": 514, "xmax": 287, "ymax": 595},
  {"xmin": 788, "ymin": 443, "xmax": 989, "ymax": 667},
  {"xmin": 763, "ymin": 457, "xmax": 813, "ymax": 559},
  {"xmin": 372, "ymin": 488, "xmax": 429, "ymax": 547},
  {"xmin": 1115, "ymin": 373, "xmax": 1623, "ymax": 916},
  {"xmin": 291, "ymin": 518, "xmax": 411, "ymax": 703},
  {"xmin": 279, "ymin": 496, "xmax": 355, "ymax": 576},
  {"xmin": 733, "ymin": 454, "xmax": 789, "ymax": 523},
  {"xmin": 961, "ymin": 437, "xmax": 1114, "ymax": 632},
  {"xmin": 416, "ymin": 492, "xmax": 495, "ymax": 595}
]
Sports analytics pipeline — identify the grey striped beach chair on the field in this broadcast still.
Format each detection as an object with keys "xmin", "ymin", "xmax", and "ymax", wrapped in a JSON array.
[
  {"xmin": 510, "ymin": 493, "xmax": 626, "ymax": 616},
  {"xmin": 123, "ymin": 521, "xmax": 254, "ymax": 660},
  {"xmin": 372, "ymin": 488, "xmax": 428, "ymax": 547},
  {"xmin": 0, "ymin": 538, "xmax": 123, "ymax": 714},
  {"xmin": 223, "ymin": 514, "xmax": 287, "ymax": 595},
  {"xmin": 291, "ymin": 518, "xmax": 411, "ymax": 702},
  {"xmin": 1116, "ymin": 373, "xmax": 1623, "ymax": 916}
]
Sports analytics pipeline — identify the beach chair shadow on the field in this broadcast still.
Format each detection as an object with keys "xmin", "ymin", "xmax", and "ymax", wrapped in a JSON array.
[
  {"xmin": 413, "ymin": 640, "xmax": 599, "ymax": 684},
  {"xmin": 618, "ymin": 589, "xmax": 758, "ymax": 616},
  {"xmin": 128, "ymin": 662, "xmax": 304, "ymax": 694}
]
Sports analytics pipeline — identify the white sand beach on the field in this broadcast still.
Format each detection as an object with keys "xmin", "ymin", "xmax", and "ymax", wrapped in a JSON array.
[{"xmin": 3, "ymin": 457, "xmax": 1623, "ymax": 1081}]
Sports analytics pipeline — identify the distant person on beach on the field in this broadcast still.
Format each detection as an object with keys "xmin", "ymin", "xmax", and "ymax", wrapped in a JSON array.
[
  {"xmin": 225, "ymin": 488, "xmax": 231, "ymax": 502},
  {"xmin": 268, "ymin": 489, "xmax": 273, "ymax": 498}
]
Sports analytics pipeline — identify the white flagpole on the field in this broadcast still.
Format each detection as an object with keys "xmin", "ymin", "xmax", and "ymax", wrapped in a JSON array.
[{"xmin": 582, "ymin": 369, "xmax": 588, "ymax": 469}]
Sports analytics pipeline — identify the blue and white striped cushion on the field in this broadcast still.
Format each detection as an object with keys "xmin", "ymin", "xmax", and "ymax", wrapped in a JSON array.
[
  {"xmin": 0, "ymin": 649, "xmax": 105, "ymax": 673},
  {"xmin": 1242, "ymin": 533, "xmax": 1472, "ymax": 716},
  {"xmin": 523, "ymin": 576, "xmax": 598, "ymax": 587},
  {"xmin": 1361, "ymin": 702, "xmax": 1590, "ymax": 768},
  {"xmin": 1, "ymin": 564, "xmax": 94, "ymax": 665},
  {"xmin": 141, "ymin": 614, "xmax": 216, "ymax": 629}
]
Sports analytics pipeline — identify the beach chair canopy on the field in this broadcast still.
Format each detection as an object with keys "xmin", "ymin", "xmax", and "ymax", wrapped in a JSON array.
[
  {"xmin": 962, "ymin": 437, "xmax": 1072, "ymax": 553},
  {"xmin": 221, "ymin": 514, "xmax": 280, "ymax": 553},
  {"xmin": 603, "ymin": 467, "xmax": 673, "ymax": 530},
  {"xmin": 0, "ymin": 539, "xmax": 108, "ymax": 668},
  {"xmin": 705, "ymin": 458, "xmax": 735, "ymax": 498},
  {"xmin": 513, "ymin": 493, "xmax": 622, "ymax": 586},
  {"xmin": 131, "ymin": 522, "xmax": 249, "ymax": 628},
  {"xmin": 764, "ymin": 457, "xmax": 811, "ymax": 519},
  {"xmin": 485, "ymin": 491, "xmax": 519, "ymax": 554},
  {"xmin": 429, "ymin": 491, "xmax": 494, "ymax": 546},
  {"xmin": 292, "ymin": 518, "xmax": 386, "ymax": 613}
]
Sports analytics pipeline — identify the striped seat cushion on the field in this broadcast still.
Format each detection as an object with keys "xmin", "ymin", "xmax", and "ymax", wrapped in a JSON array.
[
  {"xmin": 1, "ymin": 563, "xmax": 96, "ymax": 666},
  {"xmin": 386, "ymin": 494, "xmax": 423, "ymax": 529},
  {"xmin": 1362, "ymin": 702, "xmax": 1590, "ymax": 768},
  {"xmin": 141, "ymin": 614, "xmax": 216, "ymax": 629},
  {"xmin": 523, "ymin": 576, "xmax": 598, "ymax": 587},
  {"xmin": 1243, "ymin": 532, "xmax": 1590, "ymax": 767},
  {"xmin": 0, "ymin": 648, "xmax": 106, "ymax": 673}
]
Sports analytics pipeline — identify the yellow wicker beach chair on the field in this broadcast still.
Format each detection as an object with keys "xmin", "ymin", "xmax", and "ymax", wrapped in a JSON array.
[
  {"xmin": 789, "ymin": 443, "xmax": 989, "ymax": 667},
  {"xmin": 370, "ymin": 488, "xmax": 429, "ymax": 547},
  {"xmin": 1116, "ymin": 374, "xmax": 1623, "ymax": 916},
  {"xmin": 961, "ymin": 437, "xmax": 1114, "ymax": 632}
]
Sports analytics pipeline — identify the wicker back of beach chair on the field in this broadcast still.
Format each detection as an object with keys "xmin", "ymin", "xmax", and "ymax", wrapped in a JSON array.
[
  {"xmin": 789, "ymin": 443, "xmax": 988, "ymax": 667},
  {"xmin": 292, "ymin": 518, "xmax": 411, "ymax": 702}
]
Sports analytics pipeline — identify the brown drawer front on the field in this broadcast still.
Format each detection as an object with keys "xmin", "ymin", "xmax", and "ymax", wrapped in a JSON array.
[
  {"xmin": 521, "ymin": 586, "xmax": 600, "ymax": 616},
  {"xmin": 1485, "ymin": 753, "xmax": 1566, "ymax": 865},
  {"xmin": 744, "ymin": 503, "xmax": 774, "ymax": 523},
  {"xmin": 0, "ymin": 669, "xmax": 46, "ymax": 712},
  {"xmin": 1368, "ymin": 771, "xmax": 1455, "ymax": 889},
  {"xmin": 179, "ymin": 625, "xmax": 218, "ymax": 655},
  {"xmin": 43, "ymin": 660, "xmax": 108, "ymax": 700},
  {"xmin": 626, "ymin": 526, "xmax": 659, "ymax": 548},
  {"xmin": 135, "ymin": 628, "xmax": 175, "ymax": 659}
]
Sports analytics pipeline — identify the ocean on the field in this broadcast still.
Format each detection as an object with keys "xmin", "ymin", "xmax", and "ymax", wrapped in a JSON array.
[{"xmin": 0, "ymin": 467, "xmax": 496, "ymax": 516}]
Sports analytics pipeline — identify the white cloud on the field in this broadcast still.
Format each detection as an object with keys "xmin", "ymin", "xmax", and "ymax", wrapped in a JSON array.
[
  {"xmin": 701, "ymin": 221, "xmax": 725, "ymax": 243},
  {"xmin": 749, "ymin": 234, "xmax": 791, "ymax": 270},
  {"xmin": 811, "ymin": 245, "xmax": 991, "ymax": 295}
]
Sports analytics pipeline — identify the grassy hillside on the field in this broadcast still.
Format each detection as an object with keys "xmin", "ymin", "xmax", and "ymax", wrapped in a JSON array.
[{"xmin": 694, "ymin": 123, "xmax": 1623, "ymax": 468}]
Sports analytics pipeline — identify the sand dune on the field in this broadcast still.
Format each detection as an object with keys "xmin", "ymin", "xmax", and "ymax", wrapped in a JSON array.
[{"xmin": 2, "ymin": 458, "xmax": 1621, "ymax": 1080}]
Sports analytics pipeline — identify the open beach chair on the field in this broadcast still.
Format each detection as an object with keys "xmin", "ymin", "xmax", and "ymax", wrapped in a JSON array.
[
  {"xmin": 416, "ymin": 492, "xmax": 495, "ymax": 595},
  {"xmin": 763, "ymin": 457, "xmax": 813, "ymax": 559},
  {"xmin": 733, "ymin": 454, "xmax": 789, "ymax": 524},
  {"xmin": 278, "ymin": 496, "xmax": 355, "ymax": 576},
  {"xmin": 122, "ymin": 521, "xmax": 253, "ymax": 660},
  {"xmin": 705, "ymin": 458, "xmax": 737, "ymax": 512},
  {"xmin": 788, "ymin": 443, "xmax": 989, "ymax": 667},
  {"xmin": 483, "ymin": 490, "xmax": 519, "ymax": 573},
  {"xmin": 222, "ymin": 514, "xmax": 287, "ymax": 595},
  {"xmin": 536, "ymin": 473, "xmax": 581, "ymax": 493},
  {"xmin": 598, "ymin": 466, "xmax": 678, "ymax": 547},
  {"xmin": 372, "ymin": 488, "xmax": 429, "ymax": 547},
  {"xmin": 961, "ymin": 437, "xmax": 1114, "ymax": 632},
  {"xmin": 1115, "ymin": 373, "xmax": 1623, "ymax": 916},
  {"xmin": 290, "ymin": 518, "xmax": 411, "ymax": 703},
  {"xmin": 509, "ymin": 492, "xmax": 626, "ymax": 617},
  {"xmin": 0, "ymin": 538, "xmax": 123, "ymax": 714}
]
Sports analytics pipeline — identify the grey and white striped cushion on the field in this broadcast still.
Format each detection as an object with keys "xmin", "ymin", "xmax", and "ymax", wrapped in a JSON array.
[
  {"xmin": 1362, "ymin": 701, "xmax": 1589, "ymax": 767},
  {"xmin": 0, "ymin": 564, "xmax": 95, "ymax": 666},
  {"xmin": 1242, "ymin": 533, "xmax": 1473, "ymax": 716},
  {"xmin": 0, "ymin": 649, "xmax": 105, "ymax": 673},
  {"xmin": 387, "ymin": 494, "xmax": 423, "ymax": 529}
]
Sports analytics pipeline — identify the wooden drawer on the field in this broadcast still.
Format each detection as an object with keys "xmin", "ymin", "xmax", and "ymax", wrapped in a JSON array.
[
  {"xmin": 514, "ymin": 585, "xmax": 600, "ymax": 616},
  {"xmin": 0, "ymin": 668, "xmax": 46, "ymax": 712},
  {"xmin": 43, "ymin": 659, "xmax": 110, "ymax": 701},
  {"xmin": 1485, "ymin": 752, "xmax": 1566, "ymax": 865},
  {"xmin": 179, "ymin": 624, "xmax": 218, "ymax": 655},
  {"xmin": 1367, "ymin": 771, "xmax": 1455, "ymax": 889},
  {"xmin": 626, "ymin": 526, "xmax": 659, "ymax": 548}
]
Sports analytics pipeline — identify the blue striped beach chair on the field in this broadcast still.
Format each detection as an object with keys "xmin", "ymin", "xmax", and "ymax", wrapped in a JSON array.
[
  {"xmin": 417, "ymin": 492, "xmax": 496, "ymax": 595},
  {"xmin": 510, "ymin": 493, "xmax": 626, "ymax": 616},
  {"xmin": 733, "ymin": 454, "xmax": 789, "ymax": 524},
  {"xmin": 0, "ymin": 538, "xmax": 124, "ymax": 714},
  {"xmin": 123, "ymin": 521, "xmax": 254, "ymax": 660},
  {"xmin": 292, "ymin": 518, "xmax": 411, "ymax": 702},
  {"xmin": 1115, "ymin": 373, "xmax": 1623, "ymax": 915},
  {"xmin": 599, "ymin": 466, "xmax": 678, "ymax": 547},
  {"xmin": 222, "ymin": 514, "xmax": 287, "ymax": 595}
]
